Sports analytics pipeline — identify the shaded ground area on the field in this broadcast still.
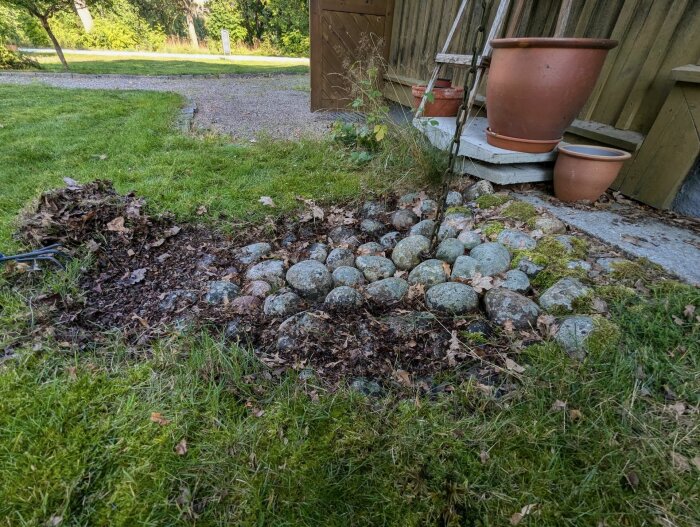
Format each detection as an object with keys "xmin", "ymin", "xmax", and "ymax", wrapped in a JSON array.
[{"xmin": 0, "ymin": 72, "xmax": 331, "ymax": 140}]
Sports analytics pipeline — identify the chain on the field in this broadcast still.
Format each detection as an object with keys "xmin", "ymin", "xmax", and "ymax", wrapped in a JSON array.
[{"xmin": 429, "ymin": 0, "xmax": 489, "ymax": 253}]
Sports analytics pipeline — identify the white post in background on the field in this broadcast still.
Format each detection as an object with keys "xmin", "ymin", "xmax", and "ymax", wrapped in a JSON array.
[{"xmin": 221, "ymin": 30, "xmax": 231, "ymax": 55}]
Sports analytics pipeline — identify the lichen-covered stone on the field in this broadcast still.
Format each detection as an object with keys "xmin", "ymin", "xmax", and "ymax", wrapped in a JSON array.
[
  {"xmin": 379, "ymin": 231, "xmax": 401, "ymax": 250},
  {"xmin": 484, "ymin": 288, "xmax": 540, "ymax": 329},
  {"xmin": 391, "ymin": 209, "xmax": 419, "ymax": 230},
  {"xmin": 497, "ymin": 229, "xmax": 536, "ymax": 250},
  {"xmin": 425, "ymin": 282, "xmax": 478, "ymax": 314},
  {"xmin": 332, "ymin": 266, "xmax": 365, "ymax": 287},
  {"xmin": 325, "ymin": 286, "xmax": 363, "ymax": 310},
  {"xmin": 443, "ymin": 211, "xmax": 472, "ymax": 231},
  {"xmin": 237, "ymin": 242, "xmax": 272, "ymax": 265},
  {"xmin": 159, "ymin": 290, "xmax": 198, "ymax": 311},
  {"xmin": 204, "ymin": 281, "xmax": 240, "ymax": 305},
  {"xmin": 451, "ymin": 255, "xmax": 478, "ymax": 281},
  {"xmin": 470, "ymin": 242, "xmax": 511, "ymax": 276},
  {"xmin": 361, "ymin": 200, "xmax": 386, "ymax": 218},
  {"xmin": 457, "ymin": 230, "xmax": 481, "ymax": 249},
  {"xmin": 410, "ymin": 219, "xmax": 436, "ymax": 238},
  {"xmin": 420, "ymin": 199, "xmax": 438, "ymax": 218},
  {"xmin": 555, "ymin": 315, "xmax": 596, "ymax": 359},
  {"xmin": 264, "ymin": 291, "xmax": 303, "ymax": 317},
  {"xmin": 539, "ymin": 278, "xmax": 591, "ymax": 312},
  {"xmin": 446, "ymin": 191, "xmax": 463, "ymax": 207},
  {"xmin": 534, "ymin": 217, "xmax": 566, "ymax": 235},
  {"xmin": 435, "ymin": 238, "xmax": 464, "ymax": 264},
  {"xmin": 230, "ymin": 295, "xmax": 261, "ymax": 314},
  {"xmin": 567, "ymin": 260, "xmax": 592, "ymax": 272},
  {"xmin": 355, "ymin": 255, "xmax": 396, "ymax": 282},
  {"xmin": 518, "ymin": 258, "xmax": 544, "ymax": 277},
  {"xmin": 438, "ymin": 223, "xmax": 459, "ymax": 241},
  {"xmin": 245, "ymin": 259, "xmax": 286, "ymax": 287},
  {"xmin": 357, "ymin": 242, "xmax": 385, "ymax": 256},
  {"xmin": 391, "ymin": 235, "xmax": 430, "ymax": 270},
  {"xmin": 307, "ymin": 242, "xmax": 328, "ymax": 262},
  {"xmin": 325, "ymin": 248, "xmax": 355, "ymax": 271},
  {"xmin": 286, "ymin": 260, "xmax": 333, "ymax": 299},
  {"xmin": 242, "ymin": 280, "xmax": 272, "ymax": 298},
  {"xmin": 501, "ymin": 269, "xmax": 530, "ymax": 293},
  {"xmin": 365, "ymin": 277, "xmax": 409, "ymax": 305},
  {"xmin": 464, "ymin": 180, "xmax": 494, "ymax": 201},
  {"xmin": 596, "ymin": 257, "xmax": 628, "ymax": 272},
  {"xmin": 408, "ymin": 259, "xmax": 448, "ymax": 287},
  {"xmin": 360, "ymin": 218, "xmax": 385, "ymax": 235},
  {"xmin": 328, "ymin": 226, "xmax": 360, "ymax": 247}
]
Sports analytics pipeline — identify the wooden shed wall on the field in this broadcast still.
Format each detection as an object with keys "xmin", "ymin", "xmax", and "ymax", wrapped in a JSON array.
[{"xmin": 383, "ymin": 0, "xmax": 700, "ymax": 136}]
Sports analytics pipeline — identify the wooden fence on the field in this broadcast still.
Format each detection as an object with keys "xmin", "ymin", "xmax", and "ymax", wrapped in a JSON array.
[{"xmin": 383, "ymin": 0, "xmax": 700, "ymax": 137}]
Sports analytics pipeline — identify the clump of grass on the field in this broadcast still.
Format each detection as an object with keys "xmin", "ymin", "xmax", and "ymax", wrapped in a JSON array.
[
  {"xmin": 502, "ymin": 201, "xmax": 537, "ymax": 222},
  {"xmin": 610, "ymin": 258, "xmax": 663, "ymax": 283},
  {"xmin": 476, "ymin": 193, "xmax": 511, "ymax": 209}
]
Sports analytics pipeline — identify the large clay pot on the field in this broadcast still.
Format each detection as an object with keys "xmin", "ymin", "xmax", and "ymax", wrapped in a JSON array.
[
  {"xmin": 486, "ymin": 38, "xmax": 617, "ymax": 153},
  {"xmin": 554, "ymin": 144, "xmax": 631, "ymax": 202},
  {"xmin": 412, "ymin": 84, "xmax": 464, "ymax": 117}
]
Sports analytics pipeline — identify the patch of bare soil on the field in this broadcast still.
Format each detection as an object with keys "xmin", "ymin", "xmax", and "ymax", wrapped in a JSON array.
[{"xmin": 13, "ymin": 181, "xmax": 515, "ymax": 389}]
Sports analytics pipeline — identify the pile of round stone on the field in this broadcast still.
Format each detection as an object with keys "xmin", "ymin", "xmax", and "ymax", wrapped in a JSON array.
[{"xmin": 212, "ymin": 189, "xmax": 595, "ymax": 347}]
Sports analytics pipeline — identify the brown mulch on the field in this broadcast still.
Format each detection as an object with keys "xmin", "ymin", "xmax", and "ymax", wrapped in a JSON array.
[{"xmin": 11, "ymin": 180, "xmax": 517, "ymax": 388}]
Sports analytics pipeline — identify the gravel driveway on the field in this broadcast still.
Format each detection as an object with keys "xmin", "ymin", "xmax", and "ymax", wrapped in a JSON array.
[{"xmin": 0, "ymin": 72, "xmax": 335, "ymax": 140}]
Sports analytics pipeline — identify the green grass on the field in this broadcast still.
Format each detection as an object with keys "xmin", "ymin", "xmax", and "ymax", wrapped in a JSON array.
[
  {"xmin": 0, "ymin": 84, "xmax": 357, "ymax": 248},
  {"xmin": 0, "ymin": 84, "xmax": 698, "ymax": 526},
  {"xmin": 32, "ymin": 53, "xmax": 309, "ymax": 75}
]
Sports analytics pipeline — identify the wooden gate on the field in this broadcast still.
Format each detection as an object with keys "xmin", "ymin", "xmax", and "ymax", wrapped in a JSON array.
[{"xmin": 310, "ymin": 0, "xmax": 395, "ymax": 111}]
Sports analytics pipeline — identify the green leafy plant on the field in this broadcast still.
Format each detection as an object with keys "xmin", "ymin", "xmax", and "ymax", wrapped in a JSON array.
[{"xmin": 0, "ymin": 43, "xmax": 38, "ymax": 69}]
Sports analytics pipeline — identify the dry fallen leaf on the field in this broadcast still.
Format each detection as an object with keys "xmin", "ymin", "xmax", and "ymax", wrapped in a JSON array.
[
  {"xmin": 106, "ymin": 216, "xmax": 129, "ymax": 233},
  {"xmin": 150, "ymin": 412, "xmax": 170, "ymax": 426},
  {"xmin": 568, "ymin": 409, "xmax": 583, "ymax": 422},
  {"xmin": 683, "ymin": 304, "xmax": 696, "ymax": 320},
  {"xmin": 164, "ymin": 226, "xmax": 182, "ymax": 238},
  {"xmin": 127, "ymin": 268, "xmax": 147, "ymax": 285},
  {"xmin": 175, "ymin": 438, "xmax": 188, "ymax": 456},
  {"xmin": 446, "ymin": 330, "xmax": 462, "ymax": 367},
  {"xmin": 551, "ymin": 399, "xmax": 567, "ymax": 412},
  {"xmin": 510, "ymin": 504, "xmax": 538, "ymax": 525},
  {"xmin": 504, "ymin": 358, "xmax": 525, "ymax": 374},
  {"xmin": 667, "ymin": 402, "xmax": 686, "ymax": 417},
  {"xmin": 63, "ymin": 177, "xmax": 81, "ymax": 189},
  {"xmin": 479, "ymin": 450, "xmax": 490, "ymax": 464},
  {"xmin": 470, "ymin": 273, "xmax": 494, "ymax": 294},
  {"xmin": 259, "ymin": 196, "xmax": 276, "ymax": 207},
  {"xmin": 623, "ymin": 470, "xmax": 639, "ymax": 490},
  {"xmin": 671, "ymin": 452, "xmax": 690, "ymax": 473},
  {"xmin": 672, "ymin": 315, "xmax": 685, "ymax": 326},
  {"xmin": 47, "ymin": 515, "xmax": 63, "ymax": 526},
  {"xmin": 692, "ymin": 456, "xmax": 700, "ymax": 471},
  {"xmin": 394, "ymin": 369, "xmax": 412, "ymax": 387},
  {"xmin": 196, "ymin": 205, "xmax": 208, "ymax": 215}
]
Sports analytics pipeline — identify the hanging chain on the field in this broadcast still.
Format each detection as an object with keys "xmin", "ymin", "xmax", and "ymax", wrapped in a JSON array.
[{"xmin": 429, "ymin": 0, "xmax": 489, "ymax": 253}]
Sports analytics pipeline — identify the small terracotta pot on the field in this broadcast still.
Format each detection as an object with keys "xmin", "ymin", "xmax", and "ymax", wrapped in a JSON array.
[
  {"xmin": 486, "ymin": 38, "xmax": 617, "ymax": 153},
  {"xmin": 412, "ymin": 85, "xmax": 464, "ymax": 117},
  {"xmin": 554, "ymin": 144, "xmax": 631, "ymax": 202}
]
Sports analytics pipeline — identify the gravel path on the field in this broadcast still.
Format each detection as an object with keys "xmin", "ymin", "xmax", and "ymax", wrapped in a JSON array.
[{"xmin": 0, "ymin": 72, "xmax": 334, "ymax": 140}]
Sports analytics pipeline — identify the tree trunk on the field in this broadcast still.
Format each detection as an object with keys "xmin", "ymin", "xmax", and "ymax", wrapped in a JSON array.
[
  {"xmin": 39, "ymin": 16, "xmax": 68, "ymax": 69},
  {"xmin": 73, "ymin": 0, "xmax": 94, "ymax": 33},
  {"xmin": 185, "ymin": 12, "xmax": 199, "ymax": 49}
]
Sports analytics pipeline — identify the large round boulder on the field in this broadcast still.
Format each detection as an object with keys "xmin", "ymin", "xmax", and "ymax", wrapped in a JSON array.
[
  {"xmin": 470, "ymin": 242, "xmax": 511, "ymax": 276},
  {"xmin": 539, "ymin": 278, "xmax": 592, "ymax": 312},
  {"xmin": 355, "ymin": 255, "xmax": 396, "ymax": 282},
  {"xmin": 245, "ymin": 260, "xmax": 286, "ymax": 287},
  {"xmin": 391, "ymin": 235, "xmax": 430, "ymax": 270},
  {"xmin": 435, "ymin": 238, "xmax": 464, "ymax": 264},
  {"xmin": 484, "ymin": 288, "xmax": 540, "ymax": 329},
  {"xmin": 366, "ymin": 277, "xmax": 409, "ymax": 305},
  {"xmin": 332, "ymin": 266, "xmax": 365, "ymax": 287},
  {"xmin": 286, "ymin": 260, "xmax": 333, "ymax": 299},
  {"xmin": 408, "ymin": 259, "xmax": 448, "ymax": 287},
  {"xmin": 325, "ymin": 286, "xmax": 363, "ymax": 310},
  {"xmin": 425, "ymin": 282, "xmax": 479, "ymax": 314},
  {"xmin": 325, "ymin": 248, "xmax": 355, "ymax": 271},
  {"xmin": 264, "ymin": 291, "xmax": 303, "ymax": 317},
  {"xmin": 391, "ymin": 209, "xmax": 419, "ymax": 230}
]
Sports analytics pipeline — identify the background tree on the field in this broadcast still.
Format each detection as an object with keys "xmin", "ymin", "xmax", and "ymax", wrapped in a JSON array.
[{"xmin": 0, "ymin": 0, "xmax": 107, "ymax": 67}]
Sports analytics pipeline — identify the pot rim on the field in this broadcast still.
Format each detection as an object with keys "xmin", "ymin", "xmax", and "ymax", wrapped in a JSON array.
[
  {"xmin": 557, "ymin": 143, "xmax": 632, "ymax": 161},
  {"xmin": 486, "ymin": 128, "xmax": 561, "ymax": 146},
  {"xmin": 412, "ymin": 85, "xmax": 465, "ymax": 98},
  {"xmin": 491, "ymin": 37, "xmax": 618, "ymax": 50}
]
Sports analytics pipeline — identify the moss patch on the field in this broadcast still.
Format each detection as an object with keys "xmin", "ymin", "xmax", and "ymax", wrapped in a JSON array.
[
  {"xmin": 511, "ymin": 237, "xmax": 589, "ymax": 289},
  {"xmin": 476, "ymin": 193, "xmax": 511, "ymax": 209},
  {"xmin": 482, "ymin": 221, "xmax": 505, "ymax": 238},
  {"xmin": 502, "ymin": 201, "xmax": 537, "ymax": 222}
]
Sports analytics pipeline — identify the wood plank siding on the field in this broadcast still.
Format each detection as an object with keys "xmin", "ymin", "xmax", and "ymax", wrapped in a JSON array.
[{"xmin": 384, "ymin": 0, "xmax": 700, "ymax": 137}]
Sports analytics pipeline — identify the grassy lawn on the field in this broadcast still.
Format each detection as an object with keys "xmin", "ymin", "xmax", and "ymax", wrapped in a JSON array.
[
  {"xmin": 30, "ymin": 53, "xmax": 309, "ymax": 75},
  {"xmin": 0, "ymin": 85, "xmax": 698, "ymax": 526}
]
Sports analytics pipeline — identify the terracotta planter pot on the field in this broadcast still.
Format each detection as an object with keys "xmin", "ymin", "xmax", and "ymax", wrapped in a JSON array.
[
  {"xmin": 486, "ymin": 38, "xmax": 617, "ymax": 153},
  {"xmin": 412, "ymin": 85, "xmax": 464, "ymax": 117},
  {"xmin": 554, "ymin": 144, "xmax": 631, "ymax": 202}
]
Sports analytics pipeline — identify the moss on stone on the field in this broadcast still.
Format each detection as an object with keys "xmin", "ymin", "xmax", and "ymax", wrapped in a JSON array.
[
  {"xmin": 595, "ymin": 285, "xmax": 637, "ymax": 303},
  {"xmin": 460, "ymin": 331, "xmax": 488, "ymax": 344},
  {"xmin": 445, "ymin": 206, "xmax": 472, "ymax": 215},
  {"xmin": 585, "ymin": 317, "xmax": 621, "ymax": 356},
  {"xmin": 502, "ymin": 201, "xmax": 537, "ymax": 222},
  {"xmin": 482, "ymin": 221, "xmax": 505, "ymax": 238},
  {"xmin": 510, "ymin": 236, "xmax": 588, "ymax": 289},
  {"xmin": 475, "ymin": 193, "xmax": 511, "ymax": 209}
]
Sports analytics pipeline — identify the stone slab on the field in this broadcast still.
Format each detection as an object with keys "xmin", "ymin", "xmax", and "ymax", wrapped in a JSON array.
[
  {"xmin": 515, "ymin": 192, "xmax": 700, "ymax": 286},
  {"xmin": 414, "ymin": 116, "xmax": 558, "ymax": 164},
  {"xmin": 456, "ymin": 157, "xmax": 553, "ymax": 184}
]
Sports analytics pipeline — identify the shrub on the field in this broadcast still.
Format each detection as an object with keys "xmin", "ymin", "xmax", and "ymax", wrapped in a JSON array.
[
  {"xmin": 207, "ymin": 0, "xmax": 247, "ymax": 44},
  {"xmin": 0, "ymin": 45, "xmax": 39, "ymax": 70},
  {"xmin": 279, "ymin": 29, "xmax": 309, "ymax": 56}
]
